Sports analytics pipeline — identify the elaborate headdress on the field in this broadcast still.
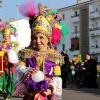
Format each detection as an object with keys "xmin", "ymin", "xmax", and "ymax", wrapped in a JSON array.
[
  {"xmin": 18, "ymin": 0, "xmax": 69, "ymax": 46},
  {"xmin": 0, "ymin": 22, "xmax": 17, "ymax": 37}
]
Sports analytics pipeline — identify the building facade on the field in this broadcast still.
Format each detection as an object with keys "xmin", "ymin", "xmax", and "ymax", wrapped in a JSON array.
[
  {"xmin": 57, "ymin": 0, "xmax": 100, "ymax": 61},
  {"xmin": 10, "ymin": 19, "xmax": 31, "ymax": 52}
]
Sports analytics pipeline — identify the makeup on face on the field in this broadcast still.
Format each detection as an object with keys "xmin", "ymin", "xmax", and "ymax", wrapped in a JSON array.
[
  {"xmin": 32, "ymin": 33, "xmax": 49, "ymax": 51},
  {"xmin": 3, "ymin": 34, "xmax": 10, "ymax": 42}
]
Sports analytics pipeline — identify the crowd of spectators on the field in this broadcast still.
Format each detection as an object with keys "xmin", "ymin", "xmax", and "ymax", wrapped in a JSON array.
[{"xmin": 61, "ymin": 51, "xmax": 98, "ymax": 89}]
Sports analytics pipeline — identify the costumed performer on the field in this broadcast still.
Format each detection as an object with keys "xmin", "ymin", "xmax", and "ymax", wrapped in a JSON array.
[
  {"xmin": 0, "ymin": 22, "xmax": 19, "ymax": 100},
  {"xmin": 14, "ymin": 0, "xmax": 69, "ymax": 100}
]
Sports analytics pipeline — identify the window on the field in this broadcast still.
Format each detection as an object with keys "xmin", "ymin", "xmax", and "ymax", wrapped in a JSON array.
[
  {"xmin": 62, "ymin": 44, "xmax": 65, "ymax": 50},
  {"xmin": 75, "ymin": 11, "xmax": 78, "ymax": 17},
  {"xmin": 71, "ymin": 38, "xmax": 79, "ymax": 49},
  {"xmin": 96, "ymin": 8, "xmax": 98, "ymax": 12},
  {"xmin": 71, "ymin": 45, "xmax": 74, "ymax": 48},
  {"xmin": 75, "ymin": 26, "xmax": 78, "ymax": 33},
  {"xmin": 95, "ymin": 22, "xmax": 98, "ymax": 28},
  {"xmin": 62, "ymin": 14, "xmax": 65, "ymax": 20},
  {"xmin": 95, "ymin": 40, "xmax": 98, "ymax": 48},
  {"xmin": 77, "ymin": 44, "xmax": 79, "ymax": 49}
]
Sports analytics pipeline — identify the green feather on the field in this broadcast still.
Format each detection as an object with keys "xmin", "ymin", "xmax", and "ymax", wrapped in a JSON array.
[
  {"xmin": 58, "ymin": 22, "xmax": 69, "ymax": 45},
  {"xmin": 13, "ymin": 27, "xmax": 17, "ymax": 32},
  {"xmin": 46, "ymin": 10, "xmax": 58, "ymax": 17}
]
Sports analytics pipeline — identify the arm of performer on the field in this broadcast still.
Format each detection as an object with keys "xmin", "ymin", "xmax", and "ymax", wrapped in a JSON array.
[{"xmin": 42, "ymin": 64, "xmax": 61, "ymax": 96}]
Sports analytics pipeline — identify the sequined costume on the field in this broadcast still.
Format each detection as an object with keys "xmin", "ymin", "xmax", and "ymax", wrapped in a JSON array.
[
  {"xmin": 0, "ymin": 22, "xmax": 19, "ymax": 100},
  {"xmin": 14, "ymin": 0, "xmax": 69, "ymax": 100},
  {"xmin": 14, "ymin": 48, "xmax": 64, "ymax": 100},
  {"xmin": 0, "ymin": 41, "xmax": 18, "ymax": 97}
]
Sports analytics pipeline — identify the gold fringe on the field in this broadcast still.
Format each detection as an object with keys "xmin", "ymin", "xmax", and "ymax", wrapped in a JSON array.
[{"xmin": 18, "ymin": 49, "xmax": 64, "ymax": 65}]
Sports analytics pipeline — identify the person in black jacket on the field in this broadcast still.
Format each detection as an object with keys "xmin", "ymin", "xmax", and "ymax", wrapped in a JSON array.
[
  {"xmin": 61, "ymin": 50, "xmax": 70, "ymax": 88},
  {"xmin": 84, "ymin": 53, "xmax": 98, "ymax": 88}
]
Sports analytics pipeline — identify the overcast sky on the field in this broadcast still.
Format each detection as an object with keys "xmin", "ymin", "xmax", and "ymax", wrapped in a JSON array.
[{"xmin": 0, "ymin": 0, "xmax": 89, "ymax": 21}]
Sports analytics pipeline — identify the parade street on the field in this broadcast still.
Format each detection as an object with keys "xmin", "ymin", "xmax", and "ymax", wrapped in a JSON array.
[
  {"xmin": 0, "ymin": 88, "xmax": 100, "ymax": 100},
  {"xmin": 63, "ymin": 88, "xmax": 100, "ymax": 100}
]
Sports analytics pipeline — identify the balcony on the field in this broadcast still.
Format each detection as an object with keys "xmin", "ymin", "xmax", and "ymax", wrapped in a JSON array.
[
  {"xmin": 71, "ymin": 15, "xmax": 79, "ymax": 23},
  {"xmin": 70, "ymin": 31, "xmax": 79, "ymax": 39},
  {"xmin": 90, "ymin": 46, "xmax": 100, "ymax": 54},
  {"xmin": 90, "ymin": 27, "xmax": 100, "ymax": 37},
  {"xmin": 90, "ymin": 11, "xmax": 100, "ymax": 19},
  {"xmin": 69, "ymin": 45, "xmax": 79, "ymax": 55},
  {"xmin": 69, "ymin": 49, "xmax": 79, "ymax": 56}
]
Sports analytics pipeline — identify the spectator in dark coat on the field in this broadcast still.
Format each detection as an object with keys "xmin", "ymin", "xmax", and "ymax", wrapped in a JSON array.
[
  {"xmin": 61, "ymin": 50, "xmax": 70, "ymax": 88},
  {"xmin": 84, "ymin": 53, "xmax": 98, "ymax": 88}
]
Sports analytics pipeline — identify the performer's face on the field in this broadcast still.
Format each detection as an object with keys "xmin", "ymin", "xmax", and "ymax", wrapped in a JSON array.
[
  {"xmin": 32, "ymin": 33, "xmax": 49, "ymax": 51},
  {"xmin": 3, "ymin": 34, "xmax": 10, "ymax": 42}
]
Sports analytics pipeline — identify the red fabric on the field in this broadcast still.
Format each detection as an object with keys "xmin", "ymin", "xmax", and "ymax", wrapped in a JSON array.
[
  {"xmin": 0, "ymin": 56, "xmax": 3, "ymax": 72},
  {"xmin": 11, "ymin": 64, "xmax": 15, "ymax": 74},
  {"xmin": 4, "ymin": 64, "xmax": 15, "ymax": 74},
  {"xmin": 4, "ymin": 66, "xmax": 9, "ymax": 74}
]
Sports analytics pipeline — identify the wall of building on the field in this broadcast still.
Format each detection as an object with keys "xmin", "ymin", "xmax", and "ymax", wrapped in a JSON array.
[
  {"xmin": 10, "ymin": 19, "xmax": 31, "ymax": 52},
  {"xmin": 57, "ymin": 9, "xmax": 75, "ymax": 59},
  {"xmin": 89, "ymin": 1, "xmax": 100, "ymax": 62}
]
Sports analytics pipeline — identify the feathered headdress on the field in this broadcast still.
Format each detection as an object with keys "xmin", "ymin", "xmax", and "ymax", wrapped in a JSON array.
[
  {"xmin": 0, "ymin": 22, "xmax": 5, "ymax": 32},
  {"xmin": 0, "ymin": 22, "xmax": 17, "ymax": 37},
  {"xmin": 18, "ymin": 0, "xmax": 69, "ymax": 46}
]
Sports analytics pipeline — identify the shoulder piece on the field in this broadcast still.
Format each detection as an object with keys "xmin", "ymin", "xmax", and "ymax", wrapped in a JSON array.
[
  {"xmin": 18, "ymin": 48, "xmax": 64, "ymax": 65},
  {"xmin": 46, "ymin": 48, "xmax": 64, "ymax": 65},
  {"xmin": 9, "ymin": 41, "xmax": 19, "ymax": 47},
  {"xmin": 18, "ymin": 61, "xmax": 26, "ymax": 66},
  {"xmin": 18, "ymin": 49, "xmax": 35, "ymax": 59}
]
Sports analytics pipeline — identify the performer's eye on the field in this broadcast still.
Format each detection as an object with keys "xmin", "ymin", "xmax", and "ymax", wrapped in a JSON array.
[
  {"xmin": 40, "ymin": 36, "xmax": 43, "ymax": 39},
  {"xmin": 33, "ymin": 37, "xmax": 37, "ymax": 40}
]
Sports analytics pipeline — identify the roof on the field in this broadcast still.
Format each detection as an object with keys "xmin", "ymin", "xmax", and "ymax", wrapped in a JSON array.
[
  {"xmin": 10, "ymin": 18, "xmax": 28, "ymax": 22},
  {"xmin": 58, "ymin": 0, "xmax": 99, "ymax": 11}
]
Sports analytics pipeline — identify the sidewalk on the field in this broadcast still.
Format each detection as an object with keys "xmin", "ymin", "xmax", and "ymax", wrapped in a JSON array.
[{"xmin": 66, "ymin": 75, "xmax": 100, "ymax": 89}]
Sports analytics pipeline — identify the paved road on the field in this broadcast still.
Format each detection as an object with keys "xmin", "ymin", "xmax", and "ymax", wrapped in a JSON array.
[
  {"xmin": 0, "ymin": 88, "xmax": 100, "ymax": 100},
  {"xmin": 63, "ymin": 88, "xmax": 100, "ymax": 100}
]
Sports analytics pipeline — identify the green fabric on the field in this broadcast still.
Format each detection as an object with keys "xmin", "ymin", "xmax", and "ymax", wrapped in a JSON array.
[
  {"xmin": 0, "ymin": 66, "xmax": 14, "ymax": 98},
  {"xmin": 47, "ymin": 98, "xmax": 51, "ymax": 100},
  {"xmin": 54, "ymin": 75, "xmax": 61, "ymax": 77}
]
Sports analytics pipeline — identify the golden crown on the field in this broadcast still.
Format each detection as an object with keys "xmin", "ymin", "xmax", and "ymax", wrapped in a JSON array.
[{"xmin": 32, "ymin": 15, "xmax": 52, "ymax": 35}]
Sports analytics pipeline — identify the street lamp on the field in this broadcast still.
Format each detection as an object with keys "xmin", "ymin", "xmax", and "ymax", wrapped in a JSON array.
[{"xmin": 16, "ymin": 4, "xmax": 20, "ymax": 52}]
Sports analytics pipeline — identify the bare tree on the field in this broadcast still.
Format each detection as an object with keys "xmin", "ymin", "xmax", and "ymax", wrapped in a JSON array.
[
  {"xmin": 0, "ymin": 0, "xmax": 2, "ymax": 20},
  {"xmin": 0, "ymin": 0, "xmax": 2, "ymax": 8},
  {"xmin": 0, "ymin": 18, "xmax": 1, "ymax": 21},
  {"xmin": 0, "ymin": 0, "xmax": 2, "ymax": 3}
]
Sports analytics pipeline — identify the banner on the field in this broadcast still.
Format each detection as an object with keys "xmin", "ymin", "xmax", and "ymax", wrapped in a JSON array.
[{"xmin": 0, "ymin": 51, "xmax": 4, "ymax": 72}]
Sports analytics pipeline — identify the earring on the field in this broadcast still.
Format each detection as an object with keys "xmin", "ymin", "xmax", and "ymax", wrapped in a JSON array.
[{"xmin": 33, "ymin": 45, "xmax": 36, "ymax": 49}]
